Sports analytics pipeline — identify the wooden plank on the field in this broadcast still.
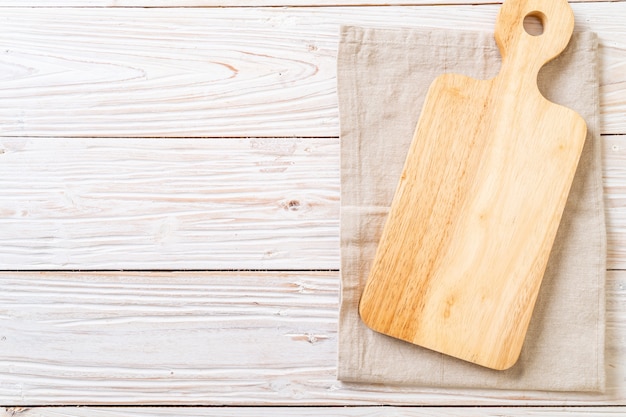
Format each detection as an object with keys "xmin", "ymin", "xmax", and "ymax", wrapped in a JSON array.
[
  {"xmin": 605, "ymin": 135, "xmax": 626, "ymax": 270},
  {"xmin": 0, "ymin": 135, "xmax": 622, "ymax": 270},
  {"xmin": 0, "ymin": 0, "xmax": 616, "ymax": 6},
  {"xmin": 0, "ymin": 270, "xmax": 623, "ymax": 405},
  {"xmin": 0, "ymin": 138, "xmax": 339, "ymax": 270},
  {"xmin": 0, "ymin": 5, "xmax": 624, "ymax": 137},
  {"xmin": 5, "ymin": 407, "xmax": 626, "ymax": 417}
]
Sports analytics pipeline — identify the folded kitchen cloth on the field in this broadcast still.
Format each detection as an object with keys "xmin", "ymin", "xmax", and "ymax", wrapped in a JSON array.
[{"xmin": 337, "ymin": 26, "xmax": 605, "ymax": 391}]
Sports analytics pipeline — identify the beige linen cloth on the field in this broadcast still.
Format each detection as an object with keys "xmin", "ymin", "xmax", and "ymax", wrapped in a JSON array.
[{"xmin": 337, "ymin": 26, "xmax": 606, "ymax": 391}]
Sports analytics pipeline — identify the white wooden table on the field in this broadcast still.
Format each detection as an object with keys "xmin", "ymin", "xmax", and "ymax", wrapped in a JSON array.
[{"xmin": 0, "ymin": 0, "xmax": 624, "ymax": 415}]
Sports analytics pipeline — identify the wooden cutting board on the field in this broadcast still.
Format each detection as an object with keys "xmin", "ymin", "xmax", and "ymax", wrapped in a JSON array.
[{"xmin": 358, "ymin": 0, "xmax": 587, "ymax": 371}]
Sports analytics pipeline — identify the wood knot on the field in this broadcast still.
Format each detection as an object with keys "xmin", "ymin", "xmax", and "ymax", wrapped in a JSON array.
[{"xmin": 286, "ymin": 200, "xmax": 300, "ymax": 211}]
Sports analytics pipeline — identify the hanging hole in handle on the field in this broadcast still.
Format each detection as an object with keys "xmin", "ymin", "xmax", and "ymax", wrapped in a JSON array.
[{"xmin": 523, "ymin": 11, "xmax": 546, "ymax": 36}]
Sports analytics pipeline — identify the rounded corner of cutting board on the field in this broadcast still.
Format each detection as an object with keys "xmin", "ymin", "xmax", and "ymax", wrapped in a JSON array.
[
  {"xmin": 357, "ymin": 294, "xmax": 377, "ymax": 330},
  {"xmin": 490, "ymin": 350, "xmax": 522, "ymax": 371},
  {"xmin": 358, "ymin": 291, "xmax": 394, "ymax": 337},
  {"xmin": 463, "ymin": 334, "xmax": 525, "ymax": 370}
]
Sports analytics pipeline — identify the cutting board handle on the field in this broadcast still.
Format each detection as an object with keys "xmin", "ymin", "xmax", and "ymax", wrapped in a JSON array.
[{"xmin": 495, "ymin": 0, "xmax": 575, "ymax": 79}]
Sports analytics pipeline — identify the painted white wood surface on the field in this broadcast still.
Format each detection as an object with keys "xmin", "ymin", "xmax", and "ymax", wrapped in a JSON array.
[
  {"xmin": 0, "ymin": 0, "xmax": 624, "ymax": 411},
  {"xmin": 0, "ymin": 270, "xmax": 624, "ymax": 405},
  {"xmin": 0, "ymin": 136, "xmax": 623, "ymax": 269},
  {"xmin": 605, "ymin": 136, "xmax": 626, "ymax": 269},
  {"xmin": 4, "ymin": 407, "xmax": 626, "ymax": 417},
  {"xmin": 0, "ymin": 5, "xmax": 624, "ymax": 137},
  {"xmin": 0, "ymin": 138, "xmax": 338, "ymax": 269}
]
